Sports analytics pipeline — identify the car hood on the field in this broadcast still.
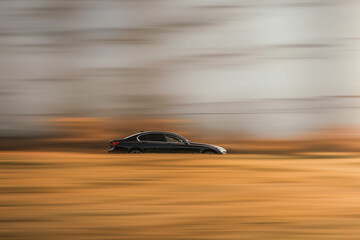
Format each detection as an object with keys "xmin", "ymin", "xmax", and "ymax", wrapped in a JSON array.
[{"xmin": 189, "ymin": 142, "xmax": 222, "ymax": 149}]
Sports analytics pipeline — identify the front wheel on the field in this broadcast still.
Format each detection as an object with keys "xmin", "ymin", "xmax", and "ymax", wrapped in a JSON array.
[{"xmin": 202, "ymin": 150, "xmax": 216, "ymax": 154}]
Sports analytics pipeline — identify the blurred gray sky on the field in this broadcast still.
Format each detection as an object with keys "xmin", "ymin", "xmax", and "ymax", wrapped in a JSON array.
[{"xmin": 1, "ymin": 0, "xmax": 360, "ymax": 138}]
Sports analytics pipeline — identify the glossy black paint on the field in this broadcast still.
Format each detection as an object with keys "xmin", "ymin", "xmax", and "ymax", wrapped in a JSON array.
[{"xmin": 108, "ymin": 131, "xmax": 226, "ymax": 154}]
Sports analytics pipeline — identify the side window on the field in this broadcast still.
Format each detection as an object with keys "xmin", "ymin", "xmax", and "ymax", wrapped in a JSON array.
[
  {"xmin": 147, "ymin": 134, "xmax": 166, "ymax": 142},
  {"xmin": 165, "ymin": 134, "xmax": 183, "ymax": 143},
  {"xmin": 138, "ymin": 134, "xmax": 147, "ymax": 141}
]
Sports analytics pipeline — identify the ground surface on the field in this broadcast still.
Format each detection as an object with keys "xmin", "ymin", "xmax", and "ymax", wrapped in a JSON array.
[{"xmin": 1, "ymin": 152, "xmax": 360, "ymax": 240}]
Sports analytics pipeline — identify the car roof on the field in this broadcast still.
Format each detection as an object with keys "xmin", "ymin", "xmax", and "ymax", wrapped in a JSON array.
[
  {"xmin": 137, "ymin": 131, "xmax": 179, "ymax": 135},
  {"xmin": 123, "ymin": 131, "xmax": 186, "ymax": 141}
]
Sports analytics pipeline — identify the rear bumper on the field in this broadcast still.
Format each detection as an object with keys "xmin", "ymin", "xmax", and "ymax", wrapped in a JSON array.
[
  {"xmin": 108, "ymin": 146, "xmax": 122, "ymax": 153},
  {"xmin": 108, "ymin": 146, "xmax": 129, "ymax": 153}
]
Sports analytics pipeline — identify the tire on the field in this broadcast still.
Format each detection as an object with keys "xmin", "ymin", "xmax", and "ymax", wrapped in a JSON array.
[
  {"xmin": 202, "ymin": 150, "xmax": 216, "ymax": 154},
  {"xmin": 129, "ymin": 149, "xmax": 143, "ymax": 154}
]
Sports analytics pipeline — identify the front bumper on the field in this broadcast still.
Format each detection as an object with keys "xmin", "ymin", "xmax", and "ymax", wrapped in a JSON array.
[{"xmin": 217, "ymin": 147, "xmax": 227, "ymax": 154}]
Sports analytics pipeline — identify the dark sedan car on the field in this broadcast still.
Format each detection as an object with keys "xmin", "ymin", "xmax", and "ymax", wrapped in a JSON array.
[{"xmin": 108, "ymin": 131, "xmax": 226, "ymax": 154}]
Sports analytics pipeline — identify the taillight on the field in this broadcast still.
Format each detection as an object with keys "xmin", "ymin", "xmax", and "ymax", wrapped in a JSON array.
[{"xmin": 112, "ymin": 141, "xmax": 119, "ymax": 147}]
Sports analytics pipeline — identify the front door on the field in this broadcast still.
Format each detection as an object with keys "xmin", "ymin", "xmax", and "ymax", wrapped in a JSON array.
[{"xmin": 165, "ymin": 134, "xmax": 196, "ymax": 153}]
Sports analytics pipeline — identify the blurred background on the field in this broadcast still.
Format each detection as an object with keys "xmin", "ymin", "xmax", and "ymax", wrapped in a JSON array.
[
  {"xmin": 2, "ymin": 2, "xmax": 360, "ymax": 240},
  {"xmin": 1, "ymin": 0, "xmax": 360, "ymax": 153}
]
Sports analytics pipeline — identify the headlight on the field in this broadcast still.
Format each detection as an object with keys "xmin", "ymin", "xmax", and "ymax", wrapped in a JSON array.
[{"xmin": 217, "ymin": 146, "xmax": 227, "ymax": 153}]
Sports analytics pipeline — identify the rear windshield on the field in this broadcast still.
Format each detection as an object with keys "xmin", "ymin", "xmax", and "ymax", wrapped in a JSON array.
[{"xmin": 123, "ymin": 133, "xmax": 140, "ymax": 140}]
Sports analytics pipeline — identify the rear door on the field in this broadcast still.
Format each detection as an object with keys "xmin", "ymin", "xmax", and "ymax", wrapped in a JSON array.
[{"xmin": 141, "ymin": 133, "xmax": 167, "ymax": 153}]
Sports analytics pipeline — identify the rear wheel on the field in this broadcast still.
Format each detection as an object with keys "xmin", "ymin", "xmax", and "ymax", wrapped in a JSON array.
[
  {"xmin": 202, "ymin": 150, "xmax": 216, "ymax": 154},
  {"xmin": 129, "ymin": 149, "xmax": 143, "ymax": 154}
]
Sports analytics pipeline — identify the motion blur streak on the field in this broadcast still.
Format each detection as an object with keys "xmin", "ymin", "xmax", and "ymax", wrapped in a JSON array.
[{"xmin": 1, "ymin": 152, "xmax": 360, "ymax": 240}]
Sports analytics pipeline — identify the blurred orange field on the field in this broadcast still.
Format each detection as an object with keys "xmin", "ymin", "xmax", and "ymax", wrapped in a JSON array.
[{"xmin": 1, "ymin": 152, "xmax": 360, "ymax": 240}]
